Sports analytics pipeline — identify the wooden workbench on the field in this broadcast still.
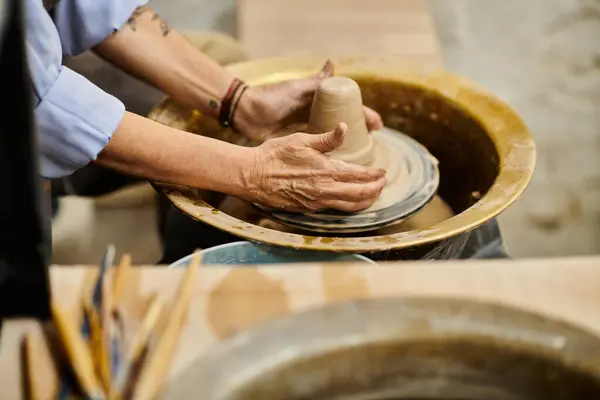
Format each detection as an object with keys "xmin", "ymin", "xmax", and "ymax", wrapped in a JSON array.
[{"xmin": 1, "ymin": 257, "xmax": 600, "ymax": 399}]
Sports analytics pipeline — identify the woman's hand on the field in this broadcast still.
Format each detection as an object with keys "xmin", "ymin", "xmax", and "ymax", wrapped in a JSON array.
[
  {"xmin": 234, "ymin": 61, "xmax": 384, "ymax": 143},
  {"xmin": 239, "ymin": 123, "xmax": 386, "ymax": 212}
]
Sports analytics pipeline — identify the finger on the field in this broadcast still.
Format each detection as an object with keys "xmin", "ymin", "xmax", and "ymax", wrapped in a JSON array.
[
  {"xmin": 363, "ymin": 106, "xmax": 383, "ymax": 132},
  {"xmin": 284, "ymin": 60, "xmax": 335, "ymax": 106},
  {"xmin": 327, "ymin": 159, "xmax": 387, "ymax": 182},
  {"xmin": 304, "ymin": 122, "xmax": 347, "ymax": 153},
  {"xmin": 316, "ymin": 178, "xmax": 386, "ymax": 203}
]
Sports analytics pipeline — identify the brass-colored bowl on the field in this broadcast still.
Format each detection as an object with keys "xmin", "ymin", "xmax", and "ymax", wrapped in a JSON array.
[
  {"xmin": 148, "ymin": 56, "xmax": 535, "ymax": 253},
  {"xmin": 165, "ymin": 298, "xmax": 600, "ymax": 399}
]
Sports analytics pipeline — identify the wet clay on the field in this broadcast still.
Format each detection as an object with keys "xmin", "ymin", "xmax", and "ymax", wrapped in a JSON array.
[
  {"xmin": 207, "ymin": 269, "xmax": 291, "ymax": 339},
  {"xmin": 308, "ymin": 76, "xmax": 430, "ymax": 211}
]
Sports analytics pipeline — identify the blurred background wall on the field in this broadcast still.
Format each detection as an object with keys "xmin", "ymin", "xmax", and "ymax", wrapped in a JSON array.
[{"xmin": 52, "ymin": 0, "xmax": 600, "ymax": 263}]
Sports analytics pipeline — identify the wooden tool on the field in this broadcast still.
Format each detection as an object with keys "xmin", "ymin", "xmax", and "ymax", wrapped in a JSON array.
[
  {"xmin": 130, "ymin": 251, "xmax": 201, "ymax": 400},
  {"xmin": 112, "ymin": 254, "xmax": 131, "ymax": 304},
  {"xmin": 12, "ymin": 247, "xmax": 200, "ymax": 400},
  {"xmin": 51, "ymin": 303, "xmax": 105, "ymax": 399},
  {"xmin": 84, "ymin": 300, "xmax": 111, "ymax": 395},
  {"xmin": 88, "ymin": 245, "xmax": 116, "ymax": 394},
  {"xmin": 111, "ymin": 294, "xmax": 165, "ymax": 399}
]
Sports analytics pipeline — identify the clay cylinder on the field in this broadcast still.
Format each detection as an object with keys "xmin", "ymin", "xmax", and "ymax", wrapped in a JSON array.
[{"xmin": 308, "ymin": 76, "xmax": 374, "ymax": 165}]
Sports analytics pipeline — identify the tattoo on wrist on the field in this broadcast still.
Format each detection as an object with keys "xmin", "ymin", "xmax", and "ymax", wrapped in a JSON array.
[
  {"xmin": 126, "ymin": 5, "xmax": 151, "ymax": 31},
  {"xmin": 151, "ymin": 13, "xmax": 171, "ymax": 37},
  {"xmin": 126, "ymin": 5, "xmax": 172, "ymax": 37}
]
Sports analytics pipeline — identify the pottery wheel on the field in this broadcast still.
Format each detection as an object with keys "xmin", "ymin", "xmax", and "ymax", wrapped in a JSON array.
[{"xmin": 256, "ymin": 126, "xmax": 440, "ymax": 233}]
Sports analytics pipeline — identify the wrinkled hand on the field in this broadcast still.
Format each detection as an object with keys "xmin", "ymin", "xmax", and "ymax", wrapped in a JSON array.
[
  {"xmin": 234, "ymin": 61, "xmax": 383, "ymax": 143},
  {"xmin": 240, "ymin": 123, "xmax": 386, "ymax": 213}
]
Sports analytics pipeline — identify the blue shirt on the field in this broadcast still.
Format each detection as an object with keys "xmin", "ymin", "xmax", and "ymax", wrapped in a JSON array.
[{"xmin": 25, "ymin": 0, "xmax": 146, "ymax": 178}]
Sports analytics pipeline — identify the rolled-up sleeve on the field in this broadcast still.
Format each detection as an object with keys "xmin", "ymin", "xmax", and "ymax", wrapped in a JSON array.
[
  {"xmin": 54, "ymin": 0, "xmax": 147, "ymax": 56},
  {"xmin": 25, "ymin": 0, "xmax": 128, "ymax": 178},
  {"xmin": 36, "ymin": 67, "xmax": 125, "ymax": 178}
]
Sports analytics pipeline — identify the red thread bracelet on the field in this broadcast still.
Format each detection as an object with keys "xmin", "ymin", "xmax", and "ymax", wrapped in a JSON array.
[
  {"xmin": 218, "ymin": 78, "xmax": 246, "ymax": 129},
  {"xmin": 228, "ymin": 85, "xmax": 249, "ymax": 132}
]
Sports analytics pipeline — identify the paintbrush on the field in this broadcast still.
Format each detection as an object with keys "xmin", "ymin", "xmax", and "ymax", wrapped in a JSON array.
[
  {"xmin": 83, "ymin": 300, "xmax": 111, "ymax": 396},
  {"xmin": 130, "ymin": 251, "xmax": 201, "ymax": 400},
  {"xmin": 51, "ymin": 303, "xmax": 105, "ymax": 399},
  {"xmin": 111, "ymin": 253, "xmax": 132, "ymax": 371},
  {"xmin": 110, "ymin": 294, "xmax": 165, "ymax": 399},
  {"xmin": 93, "ymin": 244, "xmax": 115, "ymax": 318},
  {"xmin": 85, "ymin": 245, "xmax": 117, "ymax": 394}
]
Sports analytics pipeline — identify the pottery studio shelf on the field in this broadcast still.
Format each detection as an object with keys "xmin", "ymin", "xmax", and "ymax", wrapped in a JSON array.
[{"xmin": 1, "ymin": 257, "xmax": 600, "ymax": 398}]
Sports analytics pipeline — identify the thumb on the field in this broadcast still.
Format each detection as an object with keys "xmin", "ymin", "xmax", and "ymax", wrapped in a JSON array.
[
  {"xmin": 315, "ymin": 60, "xmax": 334, "ymax": 80},
  {"xmin": 306, "ymin": 122, "xmax": 346, "ymax": 153},
  {"xmin": 289, "ymin": 60, "xmax": 335, "ymax": 99}
]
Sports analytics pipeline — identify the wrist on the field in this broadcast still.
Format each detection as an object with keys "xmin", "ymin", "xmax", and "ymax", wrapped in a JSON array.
[
  {"xmin": 230, "ymin": 87, "xmax": 265, "ymax": 138},
  {"xmin": 209, "ymin": 144, "xmax": 257, "ymax": 197}
]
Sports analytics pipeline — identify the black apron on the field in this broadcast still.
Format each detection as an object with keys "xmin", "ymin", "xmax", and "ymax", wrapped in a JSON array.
[{"xmin": 0, "ymin": 0, "xmax": 52, "ymax": 319}]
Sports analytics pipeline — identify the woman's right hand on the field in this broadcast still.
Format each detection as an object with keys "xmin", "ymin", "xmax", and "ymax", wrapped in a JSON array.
[{"xmin": 238, "ymin": 123, "xmax": 386, "ymax": 213}]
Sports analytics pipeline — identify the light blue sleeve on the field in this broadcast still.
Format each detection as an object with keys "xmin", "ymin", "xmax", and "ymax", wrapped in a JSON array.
[
  {"xmin": 54, "ymin": 0, "xmax": 147, "ymax": 56},
  {"xmin": 35, "ymin": 66, "xmax": 126, "ymax": 178},
  {"xmin": 25, "ymin": 0, "xmax": 144, "ymax": 178}
]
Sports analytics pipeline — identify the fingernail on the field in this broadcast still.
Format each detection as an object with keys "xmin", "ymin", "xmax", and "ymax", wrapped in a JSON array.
[{"xmin": 318, "ymin": 60, "xmax": 334, "ymax": 78}]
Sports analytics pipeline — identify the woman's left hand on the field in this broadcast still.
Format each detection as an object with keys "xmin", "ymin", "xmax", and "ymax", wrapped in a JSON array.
[{"xmin": 233, "ymin": 60, "xmax": 383, "ymax": 143}]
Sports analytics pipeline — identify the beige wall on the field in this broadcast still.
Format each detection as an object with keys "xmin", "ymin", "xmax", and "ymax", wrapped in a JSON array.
[{"xmin": 431, "ymin": 0, "xmax": 600, "ymax": 257}]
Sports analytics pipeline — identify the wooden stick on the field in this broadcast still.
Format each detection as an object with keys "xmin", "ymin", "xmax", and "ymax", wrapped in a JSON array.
[
  {"xmin": 127, "ymin": 295, "xmax": 166, "ymax": 364},
  {"xmin": 101, "ymin": 263, "xmax": 119, "ymax": 392},
  {"xmin": 112, "ymin": 254, "xmax": 131, "ymax": 305},
  {"xmin": 130, "ymin": 251, "xmax": 201, "ymax": 400},
  {"xmin": 111, "ymin": 253, "xmax": 132, "ymax": 380},
  {"xmin": 111, "ymin": 294, "xmax": 165, "ymax": 399},
  {"xmin": 84, "ymin": 301, "xmax": 111, "ymax": 395},
  {"xmin": 51, "ymin": 303, "xmax": 105, "ymax": 399}
]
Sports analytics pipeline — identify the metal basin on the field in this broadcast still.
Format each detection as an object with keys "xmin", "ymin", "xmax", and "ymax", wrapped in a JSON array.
[
  {"xmin": 169, "ymin": 241, "xmax": 376, "ymax": 266},
  {"xmin": 165, "ymin": 298, "xmax": 600, "ymax": 399},
  {"xmin": 148, "ymin": 56, "xmax": 535, "ymax": 257}
]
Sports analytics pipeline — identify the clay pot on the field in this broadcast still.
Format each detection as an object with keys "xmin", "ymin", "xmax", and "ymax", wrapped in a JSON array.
[
  {"xmin": 148, "ymin": 56, "xmax": 535, "ymax": 258},
  {"xmin": 164, "ymin": 298, "xmax": 600, "ymax": 399}
]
